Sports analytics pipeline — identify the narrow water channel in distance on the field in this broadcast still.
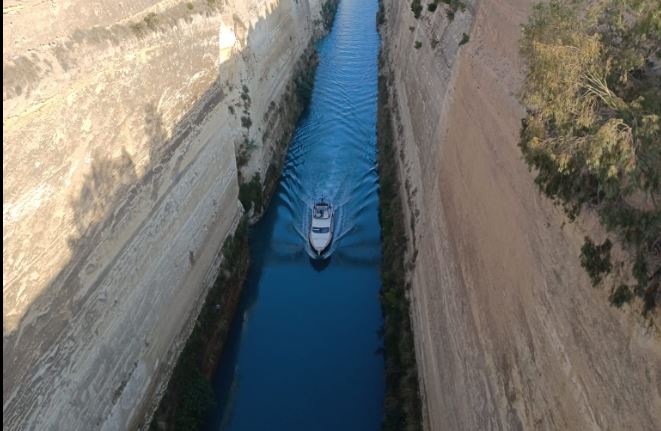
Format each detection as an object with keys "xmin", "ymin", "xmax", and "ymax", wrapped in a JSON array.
[{"xmin": 205, "ymin": 0, "xmax": 383, "ymax": 429}]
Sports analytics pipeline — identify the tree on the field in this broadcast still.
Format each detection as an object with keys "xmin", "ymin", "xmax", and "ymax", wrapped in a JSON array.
[{"xmin": 520, "ymin": 0, "xmax": 661, "ymax": 312}]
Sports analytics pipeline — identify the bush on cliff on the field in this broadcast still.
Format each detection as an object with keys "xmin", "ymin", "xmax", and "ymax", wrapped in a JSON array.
[
  {"xmin": 172, "ymin": 365, "xmax": 215, "ymax": 431},
  {"xmin": 239, "ymin": 173, "xmax": 263, "ymax": 214},
  {"xmin": 321, "ymin": 0, "xmax": 340, "ymax": 31},
  {"xmin": 294, "ymin": 64, "xmax": 316, "ymax": 107},
  {"xmin": 240, "ymin": 116, "xmax": 252, "ymax": 129},
  {"xmin": 149, "ymin": 219, "xmax": 250, "ymax": 431},
  {"xmin": 440, "ymin": 0, "xmax": 465, "ymax": 20},
  {"xmin": 458, "ymin": 33, "xmax": 470, "ymax": 46},
  {"xmin": 611, "ymin": 284, "xmax": 634, "ymax": 307},
  {"xmin": 236, "ymin": 139, "xmax": 257, "ymax": 169},
  {"xmin": 580, "ymin": 237, "xmax": 613, "ymax": 286},
  {"xmin": 520, "ymin": 0, "xmax": 660, "ymax": 313},
  {"xmin": 377, "ymin": 67, "xmax": 423, "ymax": 431},
  {"xmin": 411, "ymin": 0, "xmax": 423, "ymax": 18}
]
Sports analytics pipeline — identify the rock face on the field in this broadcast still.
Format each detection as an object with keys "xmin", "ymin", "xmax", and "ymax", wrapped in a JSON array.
[
  {"xmin": 3, "ymin": 0, "xmax": 323, "ymax": 429},
  {"xmin": 380, "ymin": 0, "xmax": 661, "ymax": 429}
]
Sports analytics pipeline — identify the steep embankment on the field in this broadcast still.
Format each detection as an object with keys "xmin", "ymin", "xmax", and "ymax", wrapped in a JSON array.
[
  {"xmin": 3, "ymin": 1, "xmax": 323, "ymax": 429},
  {"xmin": 380, "ymin": 0, "xmax": 661, "ymax": 429}
]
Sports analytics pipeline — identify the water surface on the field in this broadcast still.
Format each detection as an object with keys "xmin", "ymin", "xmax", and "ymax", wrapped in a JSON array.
[{"xmin": 206, "ymin": 0, "xmax": 383, "ymax": 429}]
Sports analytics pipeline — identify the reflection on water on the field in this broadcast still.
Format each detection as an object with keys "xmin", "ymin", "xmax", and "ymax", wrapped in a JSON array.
[{"xmin": 205, "ymin": 0, "xmax": 383, "ymax": 429}]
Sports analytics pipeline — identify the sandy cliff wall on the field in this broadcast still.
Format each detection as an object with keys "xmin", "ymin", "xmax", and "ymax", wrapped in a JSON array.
[
  {"xmin": 380, "ymin": 0, "xmax": 661, "ymax": 429},
  {"xmin": 3, "ymin": 0, "xmax": 322, "ymax": 429}
]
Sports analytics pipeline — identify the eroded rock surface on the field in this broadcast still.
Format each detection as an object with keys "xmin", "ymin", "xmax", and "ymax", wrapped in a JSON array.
[{"xmin": 3, "ymin": 0, "xmax": 324, "ymax": 429}]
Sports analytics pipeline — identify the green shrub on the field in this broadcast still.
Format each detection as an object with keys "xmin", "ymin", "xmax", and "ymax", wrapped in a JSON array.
[
  {"xmin": 459, "ymin": 33, "xmax": 470, "ymax": 45},
  {"xmin": 642, "ymin": 282, "xmax": 659, "ymax": 316},
  {"xmin": 321, "ymin": 0, "xmax": 339, "ymax": 31},
  {"xmin": 441, "ymin": 0, "xmax": 465, "ymax": 20},
  {"xmin": 130, "ymin": 22, "xmax": 144, "ymax": 35},
  {"xmin": 411, "ymin": 0, "xmax": 423, "ymax": 18},
  {"xmin": 173, "ymin": 368, "xmax": 215, "ymax": 431},
  {"xmin": 236, "ymin": 139, "xmax": 256, "ymax": 169},
  {"xmin": 240, "ymin": 116, "xmax": 252, "ymax": 129},
  {"xmin": 377, "ymin": 65, "xmax": 422, "ymax": 431},
  {"xmin": 239, "ymin": 174, "xmax": 263, "ymax": 213},
  {"xmin": 428, "ymin": 2, "xmax": 438, "ymax": 12},
  {"xmin": 143, "ymin": 12, "xmax": 159, "ymax": 30},
  {"xmin": 377, "ymin": 0, "xmax": 386, "ymax": 25},
  {"xmin": 414, "ymin": 41, "xmax": 422, "ymax": 49},
  {"xmin": 610, "ymin": 284, "xmax": 634, "ymax": 307},
  {"xmin": 632, "ymin": 252, "xmax": 649, "ymax": 292},
  {"xmin": 148, "ymin": 219, "xmax": 250, "ymax": 430},
  {"xmin": 240, "ymin": 85, "xmax": 250, "ymax": 102},
  {"xmin": 520, "ymin": 0, "xmax": 660, "ymax": 313},
  {"xmin": 294, "ymin": 62, "xmax": 316, "ymax": 106},
  {"xmin": 580, "ymin": 237, "xmax": 613, "ymax": 286}
]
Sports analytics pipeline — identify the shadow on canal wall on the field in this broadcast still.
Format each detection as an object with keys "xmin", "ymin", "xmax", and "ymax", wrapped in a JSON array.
[
  {"xmin": 3, "ymin": 1, "xmax": 338, "ymax": 430},
  {"xmin": 151, "ymin": 2, "xmax": 341, "ymax": 430},
  {"xmin": 375, "ymin": 1, "xmax": 423, "ymax": 430}
]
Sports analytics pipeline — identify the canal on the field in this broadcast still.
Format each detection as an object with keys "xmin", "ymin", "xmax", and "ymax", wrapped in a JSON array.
[{"xmin": 205, "ymin": 0, "xmax": 384, "ymax": 429}]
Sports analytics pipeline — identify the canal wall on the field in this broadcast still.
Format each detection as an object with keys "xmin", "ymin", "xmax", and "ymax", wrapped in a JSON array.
[
  {"xmin": 3, "ymin": 0, "xmax": 326, "ymax": 429},
  {"xmin": 379, "ymin": 0, "xmax": 661, "ymax": 429}
]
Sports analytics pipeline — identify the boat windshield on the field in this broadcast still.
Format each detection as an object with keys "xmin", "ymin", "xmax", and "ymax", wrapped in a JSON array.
[
  {"xmin": 312, "ymin": 226, "xmax": 330, "ymax": 234},
  {"xmin": 314, "ymin": 208, "xmax": 330, "ymax": 219}
]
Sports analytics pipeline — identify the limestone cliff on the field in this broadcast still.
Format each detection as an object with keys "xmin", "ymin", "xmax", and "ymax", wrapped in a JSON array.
[
  {"xmin": 3, "ymin": 0, "xmax": 324, "ymax": 429},
  {"xmin": 380, "ymin": 0, "xmax": 661, "ymax": 429}
]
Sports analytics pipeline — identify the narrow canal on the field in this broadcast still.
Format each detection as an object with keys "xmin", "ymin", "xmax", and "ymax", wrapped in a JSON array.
[{"xmin": 205, "ymin": 0, "xmax": 383, "ymax": 429}]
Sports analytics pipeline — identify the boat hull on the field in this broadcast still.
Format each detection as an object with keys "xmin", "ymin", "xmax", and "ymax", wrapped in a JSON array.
[
  {"xmin": 309, "ymin": 200, "xmax": 334, "ymax": 258},
  {"xmin": 310, "ymin": 236, "xmax": 332, "ymax": 257}
]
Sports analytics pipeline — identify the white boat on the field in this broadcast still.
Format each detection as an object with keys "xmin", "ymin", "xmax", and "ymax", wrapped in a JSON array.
[{"xmin": 309, "ymin": 199, "xmax": 334, "ymax": 257}]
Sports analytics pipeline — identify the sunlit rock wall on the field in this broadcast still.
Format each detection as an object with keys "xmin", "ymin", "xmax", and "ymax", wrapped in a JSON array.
[
  {"xmin": 3, "ymin": 0, "xmax": 323, "ymax": 429},
  {"xmin": 380, "ymin": 0, "xmax": 661, "ymax": 429}
]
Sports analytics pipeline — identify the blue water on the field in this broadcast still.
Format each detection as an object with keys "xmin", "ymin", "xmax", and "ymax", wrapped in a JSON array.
[{"xmin": 205, "ymin": 0, "xmax": 384, "ymax": 429}]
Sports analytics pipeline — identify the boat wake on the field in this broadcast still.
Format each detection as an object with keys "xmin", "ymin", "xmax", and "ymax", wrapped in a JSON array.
[{"xmin": 279, "ymin": 178, "xmax": 371, "ymax": 260}]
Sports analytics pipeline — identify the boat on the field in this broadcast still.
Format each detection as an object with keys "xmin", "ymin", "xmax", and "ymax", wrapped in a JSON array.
[{"xmin": 309, "ymin": 199, "xmax": 334, "ymax": 257}]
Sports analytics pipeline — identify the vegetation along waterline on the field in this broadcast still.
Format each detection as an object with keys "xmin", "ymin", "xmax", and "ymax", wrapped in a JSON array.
[
  {"xmin": 149, "ymin": 219, "xmax": 250, "ymax": 431},
  {"xmin": 376, "ymin": 1, "xmax": 423, "ymax": 430},
  {"xmin": 204, "ymin": 0, "xmax": 387, "ymax": 429},
  {"xmin": 5, "ymin": 0, "xmax": 660, "ymax": 428},
  {"xmin": 376, "ymin": 70, "xmax": 423, "ymax": 431},
  {"xmin": 148, "ymin": 5, "xmax": 340, "ymax": 429}
]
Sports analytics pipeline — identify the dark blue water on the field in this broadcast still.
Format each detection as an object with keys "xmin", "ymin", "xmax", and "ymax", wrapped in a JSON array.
[{"xmin": 205, "ymin": 0, "xmax": 383, "ymax": 429}]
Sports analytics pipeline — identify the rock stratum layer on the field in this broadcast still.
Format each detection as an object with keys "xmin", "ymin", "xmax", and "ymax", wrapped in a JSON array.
[
  {"xmin": 380, "ymin": 0, "xmax": 661, "ymax": 429},
  {"xmin": 3, "ymin": 0, "xmax": 323, "ymax": 429}
]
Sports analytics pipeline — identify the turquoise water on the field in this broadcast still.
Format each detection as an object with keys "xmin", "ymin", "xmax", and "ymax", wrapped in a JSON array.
[{"xmin": 205, "ymin": 0, "xmax": 384, "ymax": 429}]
